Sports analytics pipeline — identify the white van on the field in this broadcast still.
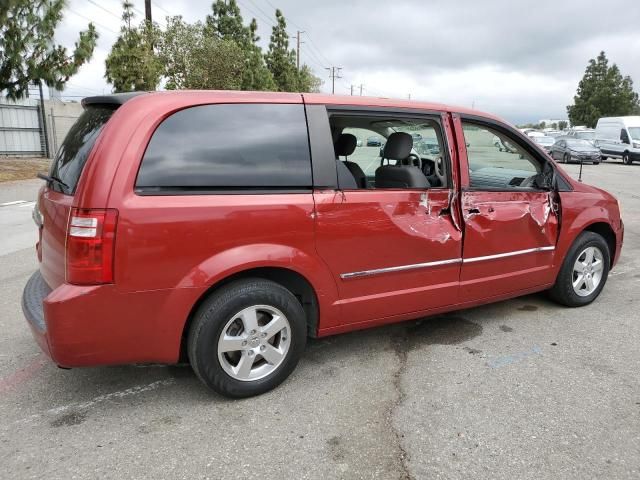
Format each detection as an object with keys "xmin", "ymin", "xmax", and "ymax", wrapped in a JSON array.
[{"xmin": 594, "ymin": 116, "xmax": 640, "ymax": 164}]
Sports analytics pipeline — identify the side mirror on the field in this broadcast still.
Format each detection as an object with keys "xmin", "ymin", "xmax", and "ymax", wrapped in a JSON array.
[{"xmin": 533, "ymin": 162, "xmax": 555, "ymax": 190}]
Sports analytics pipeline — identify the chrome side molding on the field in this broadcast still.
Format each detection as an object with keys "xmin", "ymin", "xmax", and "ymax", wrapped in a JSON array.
[
  {"xmin": 340, "ymin": 258, "xmax": 462, "ymax": 279},
  {"xmin": 340, "ymin": 246, "xmax": 555, "ymax": 279},
  {"xmin": 462, "ymin": 246, "xmax": 555, "ymax": 264}
]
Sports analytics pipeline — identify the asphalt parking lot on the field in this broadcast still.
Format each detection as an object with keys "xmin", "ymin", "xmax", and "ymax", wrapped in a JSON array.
[{"xmin": 1, "ymin": 162, "xmax": 639, "ymax": 480}]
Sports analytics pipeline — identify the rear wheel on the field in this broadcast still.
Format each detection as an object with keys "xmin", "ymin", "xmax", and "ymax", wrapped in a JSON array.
[
  {"xmin": 623, "ymin": 151, "xmax": 632, "ymax": 164},
  {"xmin": 188, "ymin": 278, "xmax": 307, "ymax": 398},
  {"xmin": 549, "ymin": 232, "xmax": 610, "ymax": 307}
]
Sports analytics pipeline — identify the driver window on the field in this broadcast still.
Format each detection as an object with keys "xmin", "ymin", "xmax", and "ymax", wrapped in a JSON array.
[{"xmin": 462, "ymin": 122, "xmax": 541, "ymax": 190}]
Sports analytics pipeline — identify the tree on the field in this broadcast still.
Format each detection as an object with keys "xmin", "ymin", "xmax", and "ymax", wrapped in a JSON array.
[
  {"xmin": 157, "ymin": 16, "xmax": 244, "ymax": 90},
  {"xmin": 265, "ymin": 9, "xmax": 298, "ymax": 92},
  {"xmin": 539, "ymin": 121, "xmax": 546, "ymax": 130},
  {"xmin": 558, "ymin": 120, "xmax": 568, "ymax": 131},
  {"xmin": 551, "ymin": 122, "xmax": 558, "ymax": 130},
  {"xmin": 105, "ymin": 1, "xmax": 161, "ymax": 92},
  {"xmin": 0, "ymin": 0, "xmax": 98, "ymax": 99},
  {"xmin": 567, "ymin": 51, "xmax": 640, "ymax": 128},
  {"xmin": 206, "ymin": 1, "xmax": 274, "ymax": 91},
  {"xmin": 297, "ymin": 64, "xmax": 322, "ymax": 93}
]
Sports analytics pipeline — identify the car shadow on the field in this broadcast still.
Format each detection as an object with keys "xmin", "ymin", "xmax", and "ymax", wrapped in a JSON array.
[{"xmin": 27, "ymin": 292, "xmax": 562, "ymax": 409}]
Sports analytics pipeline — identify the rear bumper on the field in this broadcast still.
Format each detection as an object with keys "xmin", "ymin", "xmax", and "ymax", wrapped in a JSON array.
[
  {"xmin": 21, "ymin": 271, "xmax": 53, "ymax": 358},
  {"xmin": 21, "ymin": 270, "xmax": 201, "ymax": 368}
]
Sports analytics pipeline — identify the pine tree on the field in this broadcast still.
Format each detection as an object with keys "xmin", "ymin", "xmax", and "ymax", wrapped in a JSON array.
[
  {"xmin": 265, "ymin": 9, "xmax": 298, "ymax": 92},
  {"xmin": 206, "ymin": 1, "xmax": 274, "ymax": 91},
  {"xmin": 567, "ymin": 51, "xmax": 640, "ymax": 128},
  {"xmin": 105, "ymin": 1, "xmax": 161, "ymax": 92},
  {"xmin": 0, "ymin": 0, "xmax": 98, "ymax": 99}
]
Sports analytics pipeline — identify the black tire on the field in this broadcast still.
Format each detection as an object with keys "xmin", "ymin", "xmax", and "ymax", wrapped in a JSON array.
[
  {"xmin": 549, "ymin": 231, "xmax": 610, "ymax": 307},
  {"xmin": 563, "ymin": 153, "xmax": 570, "ymax": 164},
  {"xmin": 601, "ymin": 156, "xmax": 607, "ymax": 161},
  {"xmin": 623, "ymin": 151, "xmax": 631, "ymax": 165},
  {"xmin": 188, "ymin": 278, "xmax": 307, "ymax": 398},
  {"xmin": 593, "ymin": 161, "xmax": 600, "ymax": 165}
]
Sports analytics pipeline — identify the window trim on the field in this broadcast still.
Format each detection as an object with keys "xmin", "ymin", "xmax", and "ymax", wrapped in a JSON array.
[
  {"xmin": 459, "ymin": 113, "xmax": 572, "ymax": 192},
  {"xmin": 326, "ymin": 107, "xmax": 452, "ymax": 191}
]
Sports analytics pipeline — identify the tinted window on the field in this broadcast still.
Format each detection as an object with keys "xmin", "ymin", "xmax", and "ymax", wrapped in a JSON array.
[
  {"xmin": 50, "ymin": 105, "xmax": 116, "ymax": 194},
  {"xmin": 136, "ymin": 104, "xmax": 311, "ymax": 190}
]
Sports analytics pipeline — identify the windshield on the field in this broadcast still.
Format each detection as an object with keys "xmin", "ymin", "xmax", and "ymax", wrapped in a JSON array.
[
  {"xmin": 576, "ymin": 131, "xmax": 595, "ymax": 140},
  {"xmin": 566, "ymin": 139, "xmax": 594, "ymax": 148},
  {"xmin": 534, "ymin": 137, "xmax": 554, "ymax": 145},
  {"xmin": 49, "ymin": 105, "xmax": 116, "ymax": 194},
  {"xmin": 628, "ymin": 127, "xmax": 640, "ymax": 140}
]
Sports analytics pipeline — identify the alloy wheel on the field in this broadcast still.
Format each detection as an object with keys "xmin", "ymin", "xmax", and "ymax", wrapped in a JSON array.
[
  {"xmin": 572, "ymin": 246, "xmax": 604, "ymax": 297},
  {"xmin": 217, "ymin": 305, "xmax": 291, "ymax": 382}
]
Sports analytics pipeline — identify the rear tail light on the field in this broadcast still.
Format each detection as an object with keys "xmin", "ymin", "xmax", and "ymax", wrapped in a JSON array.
[{"xmin": 66, "ymin": 208, "xmax": 118, "ymax": 285}]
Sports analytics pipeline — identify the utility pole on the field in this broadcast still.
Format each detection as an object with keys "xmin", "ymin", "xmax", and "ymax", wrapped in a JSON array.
[
  {"xmin": 359, "ymin": 84, "xmax": 364, "ymax": 96},
  {"xmin": 350, "ymin": 85, "xmax": 354, "ymax": 96},
  {"xmin": 294, "ymin": 31, "xmax": 305, "ymax": 71},
  {"xmin": 325, "ymin": 67, "xmax": 342, "ymax": 94},
  {"xmin": 144, "ymin": 0, "xmax": 152, "ymax": 23}
]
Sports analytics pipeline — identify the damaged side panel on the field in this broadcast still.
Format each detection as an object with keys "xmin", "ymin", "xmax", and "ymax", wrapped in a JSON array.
[{"xmin": 460, "ymin": 190, "xmax": 559, "ymax": 300}]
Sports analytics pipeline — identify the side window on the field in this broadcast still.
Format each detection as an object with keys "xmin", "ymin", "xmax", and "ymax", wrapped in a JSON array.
[
  {"xmin": 136, "ymin": 104, "xmax": 311, "ymax": 191},
  {"xmin": 332, "ymin": 115, "xmax": 449, "ymax": 190},
  {"xmin": 340, "ymin": 127, "xmax": 384, "ymax": 177},
  {"xmin": 620, "ymin": 129, "xmax": 630, "ymax": 144},
  {"xmin": 462, "ymin": 122, "xmax": 541, "ymax": 190}
]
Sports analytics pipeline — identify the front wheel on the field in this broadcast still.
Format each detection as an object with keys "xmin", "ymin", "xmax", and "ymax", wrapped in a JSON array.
[
  {"xmin": 563, "ymin": 153, "xmax": 570, "ymax": 164},
  {"xmin": 549, "ymin": 232, "xmax": 610, "ymax": 307},
  {"xmin": 623, "ymin": 152, "xmax": 632, "ymax": 164},
  {"xmin": 188, "ymin": 279, "xmax": 307, "ymax": 398}
]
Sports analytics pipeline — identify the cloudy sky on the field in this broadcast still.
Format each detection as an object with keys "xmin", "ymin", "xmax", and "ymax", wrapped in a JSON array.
[{"xmin": 55, "ymin": 0, "xmax": 640, "ymax": 123}]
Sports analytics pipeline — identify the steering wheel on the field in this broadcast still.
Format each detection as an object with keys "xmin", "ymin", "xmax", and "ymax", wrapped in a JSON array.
[{"xmin": 402, "ymin": 153, "xmax": 422, "ymax": 169}]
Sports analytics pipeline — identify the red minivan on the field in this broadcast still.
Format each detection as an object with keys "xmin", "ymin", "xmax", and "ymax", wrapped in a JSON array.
[{"xmin": 22, "ymin": 91, "xmax": 624, "ymax": 397}]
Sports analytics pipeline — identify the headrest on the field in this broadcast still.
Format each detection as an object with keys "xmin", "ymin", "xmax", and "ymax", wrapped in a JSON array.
[
  {"xmin": 383, "ymin": 132, "xmax": 413, "ymax": 160},
  {"xmin": 335, "ymin": 133, "xmax": 357, "ymax": 157}
]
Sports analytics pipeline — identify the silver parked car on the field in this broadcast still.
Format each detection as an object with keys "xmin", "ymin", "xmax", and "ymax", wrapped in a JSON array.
[{"xmin": 550, "ymin": 138, "xmax": 601, "ymax": 164}]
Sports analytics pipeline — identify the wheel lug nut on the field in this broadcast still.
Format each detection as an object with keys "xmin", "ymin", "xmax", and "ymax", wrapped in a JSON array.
[
  {"xmin": 250, "ymin": 330, "xmax": 256, "ymax": 335},
  {"xmin": 248, "ymin": 350, "xmax": 254, "ymax": 356},
  {"xmin": 261, "ymin": 333, "xmax": 267, "ymax": 338},
  {"xmin": 260, "ymin": 345, "xmax": 265, "ymax": 351}
]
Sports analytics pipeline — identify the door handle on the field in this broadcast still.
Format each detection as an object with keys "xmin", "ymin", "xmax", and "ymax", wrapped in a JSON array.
[{"xmin": 467, "ymin": 208, "xmax": 480, "ymax": 214}]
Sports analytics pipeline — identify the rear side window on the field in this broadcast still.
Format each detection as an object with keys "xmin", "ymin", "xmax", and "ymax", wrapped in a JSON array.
[
  {"xmin": 50, "ymin": 105, "xmax": 116, "ymax": 194},
  {"xmin": 136, "ymin": 103, "xmax": 312, "ymax": 191}
]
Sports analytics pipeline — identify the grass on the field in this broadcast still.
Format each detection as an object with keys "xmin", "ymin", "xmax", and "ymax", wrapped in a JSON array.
[{"xmin": 0, "ymin": 157, "xmax": 51, "ymax": 183}]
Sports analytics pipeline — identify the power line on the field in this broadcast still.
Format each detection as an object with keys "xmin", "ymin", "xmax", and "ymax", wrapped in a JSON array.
[
  {"xmin": 67, "ymin": 7, "xmax": 119, "ymax": 35},
  {"xmin": 86, "ymin": 0, "xmax": 120, "ymax": 20}
]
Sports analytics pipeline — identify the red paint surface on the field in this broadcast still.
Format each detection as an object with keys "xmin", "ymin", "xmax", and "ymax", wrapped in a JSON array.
[{"xmin": 26, "ymin": 91, "xmax": 623, "ymax": 368}]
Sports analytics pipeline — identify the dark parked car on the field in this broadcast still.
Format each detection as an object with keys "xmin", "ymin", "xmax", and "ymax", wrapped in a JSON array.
[
  {"xmin": 366, "ymin": 135, "xmax": 383, "ymax": 146},
  {"xmin": 550, "ymin": 138, "xmax": 601, "ymax": 164}
]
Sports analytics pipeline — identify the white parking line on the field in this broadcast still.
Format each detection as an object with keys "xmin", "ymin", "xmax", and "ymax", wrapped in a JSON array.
[
  {"xmin": 0, "ymin": 200, "xmax": 29, "ymax": 207},
  {"xmin": 17, "ymin": 202, "xmax": 36, "ymax": 208}
]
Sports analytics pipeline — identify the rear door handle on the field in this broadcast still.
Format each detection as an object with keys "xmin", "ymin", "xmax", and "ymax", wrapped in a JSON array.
[{"xmin": 467, "ymin": 208, "xmax": 480, "ymax": 214}]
